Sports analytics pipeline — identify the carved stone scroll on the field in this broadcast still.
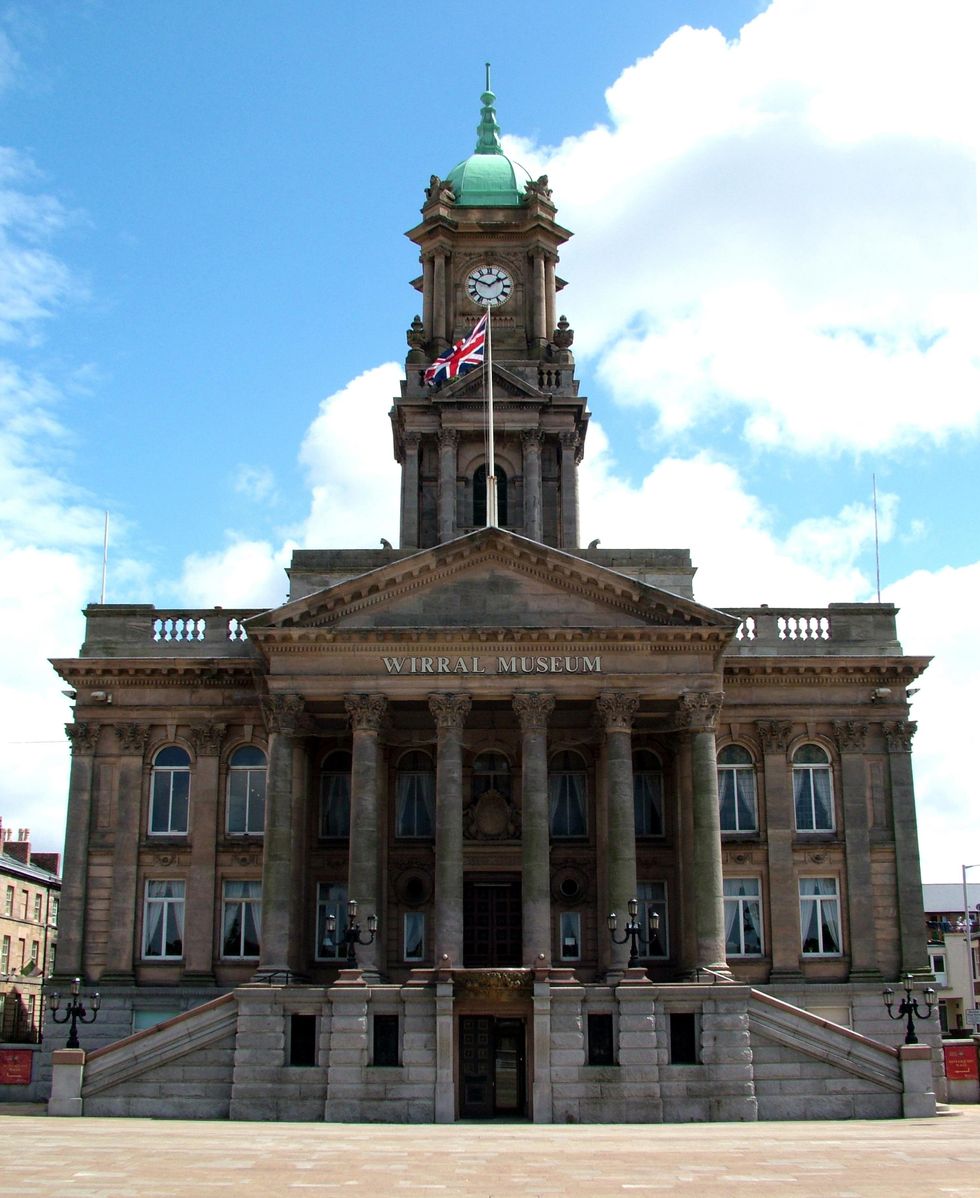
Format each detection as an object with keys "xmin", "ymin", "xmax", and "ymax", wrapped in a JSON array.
[
  {"xmin": 832, "ymin": 720, "xmax": 868, "ymax": 753},
  {"xmin": 428, "ymin": 693, "xmax": 472, "ymax": 732},
  {"xmin": 65, "ymin": 722, "xmax": 100, "ymax": 756},
  {"xmin": 513, "ymin": 691, "xmax": 555, "ymax": 732},
  {"xmin": 595, "ymin": 691, "xmax": 639, "ymax": 733},
  {"xmin": 756, "ymin": 719, "xmax": 792, "ymax": 753},
  {"xmin": 345, "ymin": 694, "xmax": 389, "ymax": 733},
  {"xmin": 115, "ymin": 722, "xmax": 150, "ymax": 755},
  {"xmin": 188, "ymin": 721, "xmax": 227, "ymax": 756},
  {"xmin": 265, "ymin": 693, "xmax": 310, "ymax": 736},
  {"xmin": 883, "ymin": 719, "xmax": 917, "ymax": 753},
  {"xmin": 676, "ymin": 691, "xmax": 723, "ymax": 732}
]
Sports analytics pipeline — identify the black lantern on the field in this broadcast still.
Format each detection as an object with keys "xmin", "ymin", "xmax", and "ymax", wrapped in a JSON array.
[
  {"xmin": 48, "ymin": 976, "xmax": 101, "ymax": 1049},
  {"xmin": 882, "ymin": 973, "xmax": 936, "ymax": 1044},
  {"xmin": 608, "ymin": 897, "xmax": 661, "ymax": 967},
  {"xmin": 325, "ymin": 898, "xmax": 378, "ymax": 968}
]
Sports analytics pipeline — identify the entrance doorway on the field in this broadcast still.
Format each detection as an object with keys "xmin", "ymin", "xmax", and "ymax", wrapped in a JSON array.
[
  {"xmin": 459, "ymin": 1016, "xmax": 527, "ymax": 1118},
  {"xmin": 463, "ymin": 874, "xmax": 522, "ymax": 967}
]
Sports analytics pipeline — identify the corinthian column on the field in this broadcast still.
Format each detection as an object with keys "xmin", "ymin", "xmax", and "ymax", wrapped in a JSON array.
[
  {"xmin": 521, "ymin": 429, "xmax": 544, "ymax": 543},
  {"xmin": 513, "ymin": 692, "xmax": 555, "ymax": 965},
  {"xmin": 437, "ymin": 428, "xmax": 458, "ymax": 543},
  {"xmin": 678, "ymin": 691, "xmax": 729, "ymax": 975},
  {"xmin": 429, "ymin": 693, "xmax": 471, "ymax": 966},
  {"xmin": 833, "ymin": 720, "xmax": 878, "ymax": 979},
  {"xmin": 183, "ymin": 721, "xmax": 226, "ymax": 983},
  {"xmin": 56, "ymin": 723, "xmax": 101, "ymax": 980},
  {"xmin": 346, "ymin": 694, "xmax": 388, "ymax": 979},
  {"xmin": 597, "ymin": 691, "xmax": 639, "ymax": 974},
  {"xmin": 257, "ymin": 695, "xmax": 307, "ymax": 977},
  {"xmin": 104, "ymin": 722, "xmax": 149, "ymax": 982},
  {"xmin": 559, "ymin": 431, "xmax": 580, "ymax": 549},
  {"xmin": 884, "ymin": 720, "xmax": 928, "ymax": 974},
  {"xmin": 399, "ymin": 431, "xmax": 421, "ymax": 550}
]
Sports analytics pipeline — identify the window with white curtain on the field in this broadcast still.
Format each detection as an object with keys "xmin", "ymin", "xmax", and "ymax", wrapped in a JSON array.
[
  {"xmin": 559, "ymin": 911, "xmax": 582, "ymax": 961},
  {"xmin": 396, "ymin": 751, "xmax": 435, "ymax": 838},
  {"xmin": 403, "ymin": 911, "xmax": 425, "ymax": 962},
  {"xmin": 549, "ymin": 751, "xmax": 587, "ymax": 838},
  {"xmin": 142, "ymin": 880, "xmax": 185, "ymax": 959},
  {"xmin": 718, "ymin": 745, "xmax": 758, "ymax": 832},
  {"xmin": 316, "ymin": 882, "xmax": 348, "ymax": 961},
  {"xmin": 633, "ymin": 749, "xmax": 664, "ymax": 837},
  {"xmin": 793, "ymin": 744, "xmax": 834, "ymax": 831},
  {"xmin": 799, "ymin": 877, "xmax": 841, "ymax": 955},
  {"xmin": 227, "ymin": 745, "xmax": 267, "ymax": 835},
  {"xmin": 149, "ymin": 746, "xmax": 190, "ymax": 834},
  {"xmin": 723, "ymin": 878, "xmax": 763, "ymax": 956},
  {"xmin": 319, "ymin": 751, "xmax": 352, "ymax": 838},
  {"xmin": 637, "ymin": 881, "xmax": 668, "ymax": 959},
  {"xmin": 221, "ymin": 880, "xmax": 261, "ymax": 958}
]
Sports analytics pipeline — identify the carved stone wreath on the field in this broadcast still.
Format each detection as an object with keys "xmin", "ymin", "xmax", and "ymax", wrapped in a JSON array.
[
  {"xmin": 454, "ymin": 970, "xmax": 533, "ymax": 998},
  {"xmin": 463, "ymin": 788, "xmax": 520, "ymax": 841}
]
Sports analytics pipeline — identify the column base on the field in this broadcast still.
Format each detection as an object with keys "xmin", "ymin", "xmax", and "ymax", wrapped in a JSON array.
[{"xmin": 180, "ymin": 970, "xmax": 217, "ymax": 986}]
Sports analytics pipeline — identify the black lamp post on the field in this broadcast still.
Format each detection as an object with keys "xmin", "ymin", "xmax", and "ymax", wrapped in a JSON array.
[
  {"xmin": 48, "ymin": 977, "xmax": 101, "ymax": 1049},
  {"xmin": 608, "ymin": 898, "xmax": 661, "ymax": 967},
  {"xmin": 882, "ymin": 973, "xmax": 937, "ymax": 1044},
  {"xmin": 326, "ymin": 899, "xmax": 378, "ymax": 968}
]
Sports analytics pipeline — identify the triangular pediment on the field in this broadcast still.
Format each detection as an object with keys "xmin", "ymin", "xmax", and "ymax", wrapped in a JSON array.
[
  {"xmin": 248, "ymin": 528, "xmax": 737, "ymax": 642},
  {"xmin": 435, "ymin": 363, "xmax": 545, "ymax": 403}
]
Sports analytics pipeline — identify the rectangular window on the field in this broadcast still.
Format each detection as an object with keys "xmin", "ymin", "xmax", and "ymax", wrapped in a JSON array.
[
  {"xmin": 1, "ymin": 936, "xmax": 9, "ymax": 973},
  {"xmin": 222, "ymin": 880, "xmax": 261, "ymax": 959},
  {"xmin": 723, "ymin": 878, "xmax": 763, "ymax": 956},
  {"xmin": 289, "ymin": 1013, "xmax": 318, "ymax": 1066},
  {"xmin": 559, "ymin": 911, "xmax": 581, "ymax": 961},
  {"xmin": 637, "ymin": 881, "xmax": 668, "ymax": 958},
  {"xmin": 587, "ymin": 1012, "xmax": 615, "ymax": 1066},
  {"xmin": 793, "ymin": 764, "xmax": 834, "ymax": 831},
  {"xmin": 21, "ymin": 890, "xmax": 29, "ymax": 918},
  {"xmin": 32, "ymin": 893, "xmax": 42, "ymax": 921},
  {"xmin": 799, "ymin": 877, "xmax": 841, "ymax": 955},
  {"xmin": 142, "ymin": 880, "xmax": 186, "ymax": 959},
  {"xmin": 403, "ymin": 911, "xmax": 425, "ymax": 962},
  {"xmin": 372, "ymin": 1013, "xmax": 399, "ymax": 1067},
  {"xmin": 51, "ymin": 897, "xmax": 59, "ymax": 926},
  {"xmin": 316, "ymin": 883, "xmax": 348, "ymax": 961},
  {"xmin": 4, "ymin": 886, "xmax": 13, "ymax": 915},
  {"xmin": 30, "ymin": 940, "xmax": 39, "ymax": 966},
  {"xmin": 149, "ymin": 766, "xmax": 190, "ymax": 835},
  {"xmin": 930, "ymin": 952, "xmax": 947, "ymax": 987},
  {"xmin": 669, "ymin": 1012, "xmax": 699, "ymax": 1064},
  {"xmin": 227, "ymin": 769, "xmax": 266, "ymax": 835}
]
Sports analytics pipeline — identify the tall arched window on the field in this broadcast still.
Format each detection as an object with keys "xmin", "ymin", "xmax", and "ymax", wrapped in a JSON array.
[
  {"xmin": 320, "ymin": 751, "xmax": 352, "ymax": 838},
  {"xmin": 633, "ymin": 749, "xmax": 664, "ymax": 837},
  {"xmin": 717, "ymin": 745, "xmax": 758, "ymax": 832},
  {"xmin": 793, "ymin": 744, "xmax": 834, "ymax": 831},
  {"xmin": 149, "ymin": 746, "xmax": 190, "ymax": 835},
  {"xmin": 549, "ymin": 750, "xmax": 587, "ymax": 838},
  {"xmin": 472, "ymin": 751, "xmax": 511, "ymax": 800},
  {"xmin": 396, "ymin": 750, "xmax": 435, "ymax": 838},
  {"xmin": 473, "ymin": 463, "xmax": 509, "ymax": 527},
  {"xmin": 227, "ymin": 745, "xmax": 267, "ymax": 835}
]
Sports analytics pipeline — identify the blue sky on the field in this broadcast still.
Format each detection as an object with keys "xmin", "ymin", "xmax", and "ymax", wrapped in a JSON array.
[{"xmin": 1, "ymin": 1, "xmax": 977, "ymax": 881}]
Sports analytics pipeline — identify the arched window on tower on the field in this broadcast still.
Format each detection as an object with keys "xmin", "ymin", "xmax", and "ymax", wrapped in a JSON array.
[{"xmin": 473, "ymin": 463, "xmax": 508, "ymax": 527}]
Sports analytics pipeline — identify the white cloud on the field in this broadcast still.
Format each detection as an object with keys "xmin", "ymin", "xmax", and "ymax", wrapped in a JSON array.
[
  {"xmin": 233, "ymin": 464, "xmax": 278, "ymax": 505},
  {"xmin": 175, "ymin": 538, "xmax": 294, "ymax": 610},
  {"xmin": 507, "ymin": 0, "xmax": 980, "ymax": 455},
  {"xmin": 885, "ymin": 561, "xmax": 980, "ymax": 882}
]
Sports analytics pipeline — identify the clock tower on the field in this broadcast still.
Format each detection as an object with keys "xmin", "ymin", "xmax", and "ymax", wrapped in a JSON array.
[{"xmin": 392, "ymin": 76, "xmax": 589, "ymax": 551}]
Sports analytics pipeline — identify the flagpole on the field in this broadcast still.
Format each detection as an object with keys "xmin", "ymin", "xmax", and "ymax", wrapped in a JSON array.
[
  {"xmin": 485, "ymin": 304, "xmax": 497, "ymax": 527},
  {"xmin": 100, "ymin": 511, "xmax": 109, "ymax": 604},
  {"xmin": 872, "ymin": 473, "xmax": 881, "ymax": 603}
]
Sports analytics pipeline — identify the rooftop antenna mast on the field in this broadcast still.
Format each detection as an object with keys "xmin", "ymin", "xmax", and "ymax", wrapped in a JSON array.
[
  {"xmin": 100, "ymin": 511, "xmax": 109, "ymax": 604},
  {"xmin": 872, "ymin": 474, "xmax": 881, "ymax": 603},
  {"xmin": 483, "ymin": 61, "xmax": 497, "ymax": 528}
]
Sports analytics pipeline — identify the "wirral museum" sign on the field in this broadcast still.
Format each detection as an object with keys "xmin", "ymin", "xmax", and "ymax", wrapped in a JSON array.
[{"xmin": 381, "ymin": 655, "xmax": 603, "ymax": 676}]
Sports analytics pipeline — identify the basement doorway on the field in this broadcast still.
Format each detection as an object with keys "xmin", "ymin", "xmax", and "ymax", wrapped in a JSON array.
[{"xmin": 459, "ymin": 1016, "xmax": 527, "ymax": 1119}]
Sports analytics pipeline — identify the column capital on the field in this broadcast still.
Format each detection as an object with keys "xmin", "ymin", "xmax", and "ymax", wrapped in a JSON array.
[
  {"xmin": 832, "ymin": 719, "xmax": 868, "ymax": 753},
  {"xmin": 596, "ymin": 691, "xmax": 639, "ymax": 733},
  {"xmin": 521, "ymin": 427, "xmax": 544, "ymax": 448},
  {"xmin": 114, "ymin": 722, "xmax": 149, "ymax": 755},
  {"xmin": 437, "ymin": 427, "xmax": 459, "ymax": 450},
  {"xmin": 345, "ymin": 694, "xmax": 389, "ymax": 733},
  {"xmin": 188, "ymin": 721, "xmax": 227, "ymax": 756},
  {"xmin": 559, "ymin": 430, "xmax": 580, "ymax": 454},
  {"xmin": 65, "ymin": 721, "xmax": 99, "ymax": 756},
  {"xmin": 676, "ymin": 691, "xmax": 723, "ymax": 732},
  {"xmin": 264, "ymin": 693, "xmax": 311, "ymax": 735},
  {"xmin": 756, "ymin": 719, "xmax": 792, "ymax": 753},
  {"xmin": 403, "ymin": 430, "xmax": 422, "ymax": 451},
  {"xmin": 513, "ymin": 691, "xmax": 555, "ymax": 731},
  {"xmin": 883, "ymin": 719, "xmax": 917, "ymax": 753},
  {"xmin": 428, "ymin": 693, "xmax": 472, "ymax": 732}
]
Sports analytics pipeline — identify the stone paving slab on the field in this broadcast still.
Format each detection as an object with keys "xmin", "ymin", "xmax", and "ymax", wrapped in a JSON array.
[{"xmin": 0, "ymin": 1109, "xmax": 978, "ymax": 1197}]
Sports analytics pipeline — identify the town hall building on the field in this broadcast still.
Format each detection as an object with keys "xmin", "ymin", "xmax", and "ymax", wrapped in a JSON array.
[{"xmin": 45, "ymin": 81, "xmax": 938, "ymax": 1122}]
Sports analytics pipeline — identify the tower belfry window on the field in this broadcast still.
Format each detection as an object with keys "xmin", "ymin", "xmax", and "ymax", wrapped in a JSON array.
[{"xmin": 473, "ymin": 464, "xmax": 508, "ymax": 527}]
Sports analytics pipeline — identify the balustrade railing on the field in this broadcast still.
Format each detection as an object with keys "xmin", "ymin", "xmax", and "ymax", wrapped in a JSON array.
[
  {"xmin": 724, "ymin": 604, "xmax": 901, "ymax": 656},
  {"xmin": 81, "ymin": 605, "xmax": 262, "ymax": 657}
]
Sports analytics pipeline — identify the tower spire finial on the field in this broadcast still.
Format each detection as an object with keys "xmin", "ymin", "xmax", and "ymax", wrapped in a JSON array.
[{"xmin": 474, "ymin": 63, "xmax": 503, "ymax": 156}]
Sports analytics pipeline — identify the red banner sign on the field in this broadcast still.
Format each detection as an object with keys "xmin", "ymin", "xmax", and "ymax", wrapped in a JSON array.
[
  {"xmin": 944, "ymin": 1042, "xmax": 979, "ymax": 1081},
  {"xmin": 0, "ymin": 1049, "xmax": 33, "ymax": 1085}
]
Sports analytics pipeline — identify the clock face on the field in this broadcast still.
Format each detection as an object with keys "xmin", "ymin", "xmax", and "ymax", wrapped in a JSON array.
[{"xmin": 466, "ymin": 263, "xmax": 514, "ymax": 308}]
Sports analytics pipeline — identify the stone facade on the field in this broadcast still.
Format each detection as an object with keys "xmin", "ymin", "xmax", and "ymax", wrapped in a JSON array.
[{"xmin": 45, "ymin": 84, "xmax": 937, "ymax": 1122}]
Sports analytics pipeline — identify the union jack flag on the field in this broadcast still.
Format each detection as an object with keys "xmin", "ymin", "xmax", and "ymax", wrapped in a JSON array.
[{"xmin": 424, "ymin": 313, "xmax": 488, "ymax": 387}]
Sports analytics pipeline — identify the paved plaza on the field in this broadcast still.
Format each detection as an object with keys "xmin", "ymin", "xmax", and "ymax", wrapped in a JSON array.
[{"xmin": 0, "ymin": 1107, "xmax": 978, "ymax": 1197}]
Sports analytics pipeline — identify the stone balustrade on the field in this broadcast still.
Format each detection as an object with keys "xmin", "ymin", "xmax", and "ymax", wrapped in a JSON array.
[
  {"xmin": 80, "ymin": 605, "xmax": 263, "ymax": 658},
  {"xmin": 724, "ymin": 603, "xmax": 903, "ymax": 657}
]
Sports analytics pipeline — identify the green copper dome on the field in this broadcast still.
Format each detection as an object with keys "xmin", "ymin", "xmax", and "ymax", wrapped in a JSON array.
[{"xmin": 446, "ymin": 75, "xmax": 531, "ymax": 207}]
